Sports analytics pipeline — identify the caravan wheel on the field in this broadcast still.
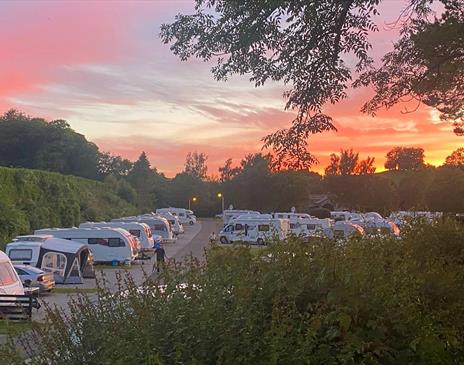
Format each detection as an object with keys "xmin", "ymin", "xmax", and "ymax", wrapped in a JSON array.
[
  {"xmin": 189, "ymin": 221, "xmax": 194, "ymax": 226},
  {"xmin": 220, "ymin": 236, "xmax": 229, "ymax": 244},
  {"xmin": 257, "ymin": 238, "xmax": 265, "ymax": 245}
]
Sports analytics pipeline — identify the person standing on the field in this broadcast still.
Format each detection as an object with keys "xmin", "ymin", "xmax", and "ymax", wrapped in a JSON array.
[{"xmin": 155, "ymin": 243, "xmax": 166, "ymax": 273}]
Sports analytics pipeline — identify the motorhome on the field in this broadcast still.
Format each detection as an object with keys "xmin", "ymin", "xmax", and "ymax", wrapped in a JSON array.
[
  {"xmin": 80, "ymin": 221, "xmax": 155, "ymax": 251},
  {"xmin": 222, "ymin": 209, "xmax": 260, "ymax": 225},
  {"xmin": 34, "ymin": 228, "xmax": 138, "ymax": 264},
  {"xmin": 0, "ymin": 250, "xmax": 24, "ymax": 295},
  {"xmin": 272, "ymin": 212, "xmax": 312, "ymax": 220},
  {"xmin": 219, "ymin": 217, "xmax": 289, "ymax": 245},
  {"xmin": 112, "ymin": 216, "xmax": 175, "ymax": 242},
  {"xmin": 153, "ymin": 212, "xmax": 184, "ymax": 235},
  {"xmin": 155, "ymin": 208, "xmax": 197, "ymax": 225}
]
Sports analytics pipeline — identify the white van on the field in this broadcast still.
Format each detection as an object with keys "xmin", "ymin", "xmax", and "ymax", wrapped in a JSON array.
[
  {"xmin": 112, "ymin": 216, "xmax": 175, "ymax": 242},
  {"xmin": 156, "ymin": 208, "xmax": 197, "ymax": 225},
  {"xmin": 0, "ymin": 250, "xmax": 24, "ymax": 295},
  {"xmin": 219, "ymin": 217, "xmax": 289, "ymax": 245},
  {"xmin": 80, "ymin": 221, "xmax": 155, "ymax": 251},
  {"xmin": 153, "ymin": 212, "xmax": 184, "ymax": 235},
  {"xmin": 35, "ymin": 228, "xmax": 139, "ymax": 264}
]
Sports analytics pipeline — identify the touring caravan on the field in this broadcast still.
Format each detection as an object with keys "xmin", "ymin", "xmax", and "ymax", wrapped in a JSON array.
[
  {"xmin": 112, "ymin": 216, "xmax": 175, "ymax": 242},
  {"xmin": 153, "ymin": 212, "xmax": 184, "ymax": 235},
  {"xmin": 6, "ymin": 235, "xmax": 92, "ymax": 284},
  {"xmin": 292, "ymin": 218, "xmax": 332, "ymax": 237},
  {"xmin": 80, "ymin": 221, "xmax": 156, "ymax": 251},
  {"xmin": 325, "ymin": 222, "xmax": 364, "ymax": 239},
  {"xmin": 0, "ymin": 250, "xmax": 24, "ymax": 295},
  {"xmin": 34, "ymin": 228, "xmax": 138, "ymax": 264},
  {"xmin": 155, "ymin": 208, "xmax": 197, "ymax": 225},
  {"xmin": 219, "ymin": 217, "xmax": 289, "ymax": 245},
  {"xmin": 331, "ymin": 211, "xmax": 363, "ymax": 222}
]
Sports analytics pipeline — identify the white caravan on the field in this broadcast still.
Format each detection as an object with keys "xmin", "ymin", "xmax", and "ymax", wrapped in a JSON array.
[
  {"xmin": 222, "ymin": 210, "xmax": 260, "ymax": 225},
  {"xmin": 6, "ymin": 235, "xmax": 93, "ymax": 284},
  {"xmin": 361, "ymin": 219, "xmax": 400, "ymax": 236},
  {"xmin": 153, "ymin": 212, "xmax": 184, "ymax": 235},
  {"xmin": 112, "ymin": 216, "xmax": 174, "ymax": 242},
  {"xmin": 330, "ymin": 211, "xmax": 363, "ymax": 223},
  {"xmin": 293, "ymin": 218, "xmax": 332, "ymax": 237},
  {"xmin": 156, "ymin": 208, "xmax": 197, "ymax": 225},
  {"xmin": 0, "ymin": 250, "xmax": 24, "ymax": 295},
  {"xmin": 80, "ymin": 221, "xmax": 155, "ymax": 251},
  {"xmin": 35, "ymin": 228, "xmax": 139, "ymax": 264},
  {"xmin": 219, "ymin": 217, "xmax": 289, "ymax": 245},
  {"xmin": 325, "ymin": 222, "xmax": 364, "ymax": 239}
]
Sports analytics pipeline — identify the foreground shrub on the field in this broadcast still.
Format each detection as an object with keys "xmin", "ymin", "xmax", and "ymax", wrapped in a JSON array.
[{"xmin": 2, "ymin": 221, "xmax": 464, "ymax": 364}]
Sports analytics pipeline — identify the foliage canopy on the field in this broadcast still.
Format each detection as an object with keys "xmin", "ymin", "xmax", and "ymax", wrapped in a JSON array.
[{"xmin": 161, "ymin": 0, "xmax": 463, "ymax": 168}]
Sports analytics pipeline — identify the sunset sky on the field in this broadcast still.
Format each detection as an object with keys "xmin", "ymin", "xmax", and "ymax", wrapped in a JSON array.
[{"xmin": 1, "ymin": 1, "xmax": 461, "ymax": 176}]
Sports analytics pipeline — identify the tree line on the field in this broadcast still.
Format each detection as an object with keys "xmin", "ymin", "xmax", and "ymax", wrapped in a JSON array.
[{"xmin": 1, "ymin": 110, "xmax": 463, "ymax": 216}]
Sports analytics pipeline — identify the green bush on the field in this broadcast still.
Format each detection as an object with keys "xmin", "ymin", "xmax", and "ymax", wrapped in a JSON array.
[
  {"xmin": 0, "ymin": 167, "xmax": 138, "ymax": 250},
  {"xmin": 3, "ymin": 221, "xmax": 463, "ymax": 364}
]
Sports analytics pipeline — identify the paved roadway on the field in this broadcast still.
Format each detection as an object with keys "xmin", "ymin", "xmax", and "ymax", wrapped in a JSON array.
[{"xmin": 171, "ymin": 218, "xmax": 222, "ymax": 261}]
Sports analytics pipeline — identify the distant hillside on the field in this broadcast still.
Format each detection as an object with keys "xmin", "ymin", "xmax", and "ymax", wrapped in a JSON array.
[{"xmin": 0, "ymin": 167, "xmax": 138, "ymax": 249}]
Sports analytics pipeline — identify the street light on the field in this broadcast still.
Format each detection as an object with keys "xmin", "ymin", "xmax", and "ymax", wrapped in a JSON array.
[
  {"xmin": 189, "ymin": 196, "xmax": 197, "ymax": 210},
  {"xmin": 217, "ymin": 193, "xmax": 224, "ymax": 213}
]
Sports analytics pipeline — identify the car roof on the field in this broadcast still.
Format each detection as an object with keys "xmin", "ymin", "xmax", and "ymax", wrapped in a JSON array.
[{"xmin": 14, "ymin": 264, "xmax": 44, "ymax": 274}]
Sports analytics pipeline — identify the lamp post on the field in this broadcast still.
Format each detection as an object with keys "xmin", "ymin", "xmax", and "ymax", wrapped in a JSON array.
[
  {"xmin": 189, "ymin": 196, "xmax": 197, "ymax": 210},
  {"xmin": 217, "ymin": 193, "xmax": 224, "ymax": 213}
]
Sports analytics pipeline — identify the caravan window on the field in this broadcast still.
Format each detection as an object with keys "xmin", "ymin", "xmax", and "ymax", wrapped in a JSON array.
[
  {"xmin": 290, "ymin": 223, "xmax": 298, "ymax": 229},
  {"xmin": 234, "ymin": 224, "xmax": 244, "ymax": 230},
  {"xmin": 108, "ymin": 238, "xmax": 124, "ymax": 247},
  {"xmin": 154, "ymin": 224, "xmax": 167, "ymax": 231},
  {"xmin": 258, "ymin": 225, "xmax": 270, "ymax": 232},
  {"xmin": 128, "ymin": 229, "xmax": 141, "ymax": 238},
  {"xmin": 88, "ymin": 238, "xmax": 108, "ymax": 246},
  {"xmin": 8, "ymin": 249, "xmax": 33, "ymax": 261},
  {"xmin": 0, "ymin": 262, "xmax": 18, "ymax": 285},
  {"xmin": 41, "ymin": 252, "xmax": 66, "ymax": 277},
  {"xmin": 307, "ymin": 224, "xmax": 316, "ymax": 230},
  {"xmin": 179, "ymin": 213, "xmax": 185, "ymax": 217}
]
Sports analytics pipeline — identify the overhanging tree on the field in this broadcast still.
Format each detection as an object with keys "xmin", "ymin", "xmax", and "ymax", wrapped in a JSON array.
[{"xmin": 161, "ymin": 0, "xmax": 463, "ymax": 169}]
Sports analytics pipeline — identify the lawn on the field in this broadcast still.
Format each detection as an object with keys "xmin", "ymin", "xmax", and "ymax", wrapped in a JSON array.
[
  {"xmin": 0, "ymin": 321, "xmax": 34, "ymax": 335},
  {"xmin": 53, "ymin": 287, "xmax": 99, "ymax": 294}
]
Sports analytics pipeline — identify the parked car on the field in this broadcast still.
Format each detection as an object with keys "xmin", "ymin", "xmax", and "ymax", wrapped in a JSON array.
[{"xmin": 14, "ymin": 264, "xmax": 55, "ymax": 293}]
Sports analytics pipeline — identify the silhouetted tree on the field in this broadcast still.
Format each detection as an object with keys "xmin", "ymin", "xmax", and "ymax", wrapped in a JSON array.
[
  {"xmin": 355, "ymin": 156, "xmax": 376, "ymax": 175},
  {"xmin": 0, "ymin": 109, "xmax": 100, "ymax": 179},
  {"xmin": 218, "ymin": 158, "xmax": 241, "ymax": 182},
  {"xmin": 325, "ymin": 149, "xmax": 375, "ymax": 176},
  {"xmin": 127, "ymin": 152, "xmax": 156, "ymax": 210},
  {"xmin": 444, "ymin": 147, "xmax": 464, "ymax": 166},
  {"xmin": 385, "ymin": 147, "xmax": 425, "ymax": 171},
  {"xmin": 98, "ymin": 152, "xmax": 133, "ymax": 178},
  {"xmin": 161, "ymin": 0, "xmax": 463, "ymax": 169},
  {"xmin": 184, "ymin": 152, "xmax": 208, "ymax": 180}
]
